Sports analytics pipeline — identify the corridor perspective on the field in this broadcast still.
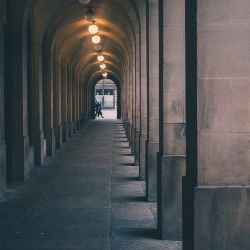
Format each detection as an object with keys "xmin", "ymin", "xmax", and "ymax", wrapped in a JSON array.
[
  {"xmin": 0, "ymin": 121, "xmax": 181, "ymax": 249},
  {"xmin": 0, "ymin": 0, "xmax": 250, "ymax": 249}
]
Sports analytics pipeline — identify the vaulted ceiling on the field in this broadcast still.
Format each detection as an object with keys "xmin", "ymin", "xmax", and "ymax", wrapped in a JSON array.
[{"xmin": 31, "ymin": 0, "xmax": 142, "ymax": 87}]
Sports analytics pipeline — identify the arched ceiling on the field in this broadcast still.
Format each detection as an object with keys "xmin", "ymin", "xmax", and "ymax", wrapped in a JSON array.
[{"xmin": 30, "ymin": 0, "xmax": 142, "ymax": 87}]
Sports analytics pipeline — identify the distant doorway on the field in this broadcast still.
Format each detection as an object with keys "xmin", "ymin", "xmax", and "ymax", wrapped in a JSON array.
[{"xmin": 95, "ymin": 79, "xmax": 117, "ymax": 120}]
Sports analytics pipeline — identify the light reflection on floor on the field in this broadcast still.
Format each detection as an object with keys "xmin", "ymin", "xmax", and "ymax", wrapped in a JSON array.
[{"xmin": 95, "ymin": 109, "xmax": 117, "ymax": 120}]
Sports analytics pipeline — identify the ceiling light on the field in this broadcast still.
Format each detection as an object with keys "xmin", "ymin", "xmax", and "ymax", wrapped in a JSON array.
[
  {"xmin": 88, "ymin": 24, "xmax": 98, "ymax": 35},
  {"xmin": 79, "ymin": 0, "xmax": 91, "ymax": 4},
  {"xmin": 92, "ymin": 35, "xmax": 101, "ymax": 44},
  {"xmin": 102, "ymin": 72, "xmax": 108, "ymax": 78},
  {"xmin": 97, "ymin": 55, "xmax": 105, "ymax": 62},
  {"xmin": 100, "ymin": 64, "xmax": 106, "ymax": 70}
]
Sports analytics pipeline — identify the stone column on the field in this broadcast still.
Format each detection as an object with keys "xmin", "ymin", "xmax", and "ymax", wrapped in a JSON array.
[
  {"xmin": 32, "ymin": 42, "xmax": 46, "ymax": 165},
  {"xmin": 124, "ymin": 69, "xmax": 131, "ymax": 140},
  {"xmin": 67, "ymin": 66, "xmax": 73, "ymax": 138},
  {"xmin": 158, "ymin": 0, "xmax": 186, "ymax": 240},
  {"xmin": 146, "ymin": 0, "xmax": 159, "ymax": 201},
  {"xmin": 82, "ymin": 83, "xmax": 87, "ymax": 125},
  {"xmin": 4, "ymin": 2, "xmax": 31, "ymax": 181},
  {"xmin": 131, "ymin": 49, "xmax": 136, "ymax": 155},
  {"xmin": 0, "ymin": 2, "xmax": 6, "ymax": 197},
  {"xmin": 53, "ymin": 51, "xmax": 62, "ymax": 149},
  {"xmin": 76, "ymin": 76, "xmax": 80, "ymax": 130},
  {"xmin": 83, "ymin": 83, "xmax": 87, "ymax": 124},
  {"xmin": 72, "ymin": 74, "xmax": 76, "ymax": 134},
  {"xmin": 128, "ymin": 66, "xmax": 133, "ymax": 146},
  {"xmin": 61, "ymin": 62, "xmax": 68, "ymax": 142},
  {"xmin": 122, "ymin": 72, "xmax": 128, "ymax": 131},
  {"xmin": 43, "ymin": 36, "xmax": 55, "ymax": 156},
  {"xmin": 138, "ymin": 0, "xmax": 147, "ymax": 180},
  {"xmin": 191, "ymin": 1, "xmax": 250, "ymax": 249},
  {"xmin": 79, "ymin": 82, "xmax": 83, "ymax": 127},
  {"xmin": 135, "ymin": 39, "xmax": 141, "ymax": 166}
]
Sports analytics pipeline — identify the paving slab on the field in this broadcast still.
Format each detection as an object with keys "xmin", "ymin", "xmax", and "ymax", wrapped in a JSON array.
[{"xmin": 0, "ymin": 120, "xmax": 182, "ymax": 249}]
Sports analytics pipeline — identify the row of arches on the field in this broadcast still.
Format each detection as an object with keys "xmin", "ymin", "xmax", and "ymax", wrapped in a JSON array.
[{"xmin": 0, "ymin": 0, "xmax": 249, "ymax": 249}]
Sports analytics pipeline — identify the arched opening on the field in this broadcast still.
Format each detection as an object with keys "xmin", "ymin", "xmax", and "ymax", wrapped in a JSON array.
[
  {"xmin": 90, "ymin": 75, "xmax": 122, "ymax": 121},
  {"xmin": 94, "ymin": 79, "xmax": 117, "ymax": 119}
]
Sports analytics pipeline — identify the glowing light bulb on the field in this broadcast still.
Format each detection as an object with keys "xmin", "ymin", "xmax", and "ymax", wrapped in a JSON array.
[
  {"xmin": 88, "ymin": 24, "xmax": 98, "ymax": 35},
  {"xmin": 100, "ymin": 64, "xmax": 106, "ymax": 70},
  {"xmin": 102, "ymin": 72, "xmax": 108, "ymax": 78},
  {"xmin": 79, "ymin": 0, "xmax": 91, "ymax": 4},
  {"xmin": 92, "ymin": 35, "xmax": 101, "ymax": 44},
  {"xmin": 97, "ymin": 55, "xmax": 105, "ymax": 62}
]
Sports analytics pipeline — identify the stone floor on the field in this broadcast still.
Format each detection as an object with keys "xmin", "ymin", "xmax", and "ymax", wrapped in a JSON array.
[
  {"xmin": 95, "ymin": 109, "xmax": 117, "ymax": 120},
  {"xmin": 0, "ymin": 120, "xmax": 182, "ymax": 250}
]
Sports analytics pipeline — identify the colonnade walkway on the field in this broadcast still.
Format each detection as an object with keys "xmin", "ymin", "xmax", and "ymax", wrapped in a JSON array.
[{"xmin": 0, "ymin": 120, "xmax": 182, "ymax": 250}]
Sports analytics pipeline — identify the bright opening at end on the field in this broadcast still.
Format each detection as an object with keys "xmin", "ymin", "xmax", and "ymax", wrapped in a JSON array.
[{"xmin": 95, "ymin": 79, "xmax": 117, "ymax": 120}]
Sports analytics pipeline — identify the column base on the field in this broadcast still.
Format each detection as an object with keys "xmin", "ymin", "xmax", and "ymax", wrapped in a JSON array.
[
  {"xmin": 45, "ymin": 127, "xmax": 55, "ymax": 156},
  {"xmin": 194, "ymin": 186, "xmax": 250, "ymax": 250},
  {"xmin": 158, "ymin": 155, "xmax": 186, "ymax": 240},
  {"xmin": 125, "ymin": 122, "xmax": 131, "ymax": 144},
  {"xmin": 146, "ymin": 141, "xmax": 159, "ymax": 202},
  {"xmin": 62, "ymin": 123, "xmax": 68, "ymax": 143},
  {"xmin": 134, "ymin": 130, "xmax": 140, "ymax": 166},
  {"xmin": 76, "ymin": 120, "xmax": 81, "ymax": 131},
  {"xmin": 0, "ymin": 141, "xmax": 6, "ymax": 198},
  {"xmin": 54, "ymin": 125, "xmax": 62, "ymax": 149},
  {"xmin": 34, "ymin": 130, "xmax": 45, "ymax": 166},
  {"xmin": 131, "ymin": 126, "xmax": 136, "ymax": 155},
  {"xmin": 67, "ymin": 122, "xmax": 73, "ymax": 138},
  {"xmin": 139, "ymin": 134, "xmax": 147, "ymax": 180},
  {"xmin": 72, "ymin": 120, "xmax": 77, "ymax": 134},
  {"xmin": 28, "ymin": 145, "xmax": 34, "ymax": 173}
]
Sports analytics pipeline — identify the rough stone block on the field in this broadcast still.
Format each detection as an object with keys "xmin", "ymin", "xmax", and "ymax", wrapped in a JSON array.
[
  {"xmin": 45, "ymin": 127, "xmax": 55, "ymax": 156},
  {"xmin": 0, "ymin": 141, "xmax": 6, "ymax": 198},
  {"xmin": 158, "ymin": 155, "xmax": 186, "ymax": 240},
  {"xmin": 230, "ymin": 0, "xmax": 250, "ymax": 24},
  {"xmin": 164, "ymin": 88, "xmax": 185, "ymax": 124},
  {"xmin": 139, "ymin": 135, "xmax": 147, "ymax": 180},
  {"xmin": 140, "ymin": 116, "xmax": 147, "ymax": 135},
  {"xmin": 146, "ymin": 142, "xmax": 159, "ymax": 201},
  {"xmin": 198, "ymin": 79, "xmax": 231, "ymax": 132},
  {"xmin": 62, "ymin": 123, "xmax": 68, "ymax": 143},
  {"xmin": 198, "ymin": 132, "xmax": 250, "ymax": 185},
  {"xmin": 54, "ymin": 125, "xmax": 62, "ymax": 149},
  {"xmin": 67, "ymin": 122, "xmax": 73, "ymax": 138},
  {"xmin": 134, "ymin": 130, "xmax": 140, "ymax": 166},
  {"xmin": 194, "ymin": 186, "xmax": 250, "ymax": 250},
  {"xmin": 163, "ymin": 0, "xmax": 185, "ymax": 26},
  {"xmin": 230, "ymin": 79, "xmax": 250, "ymax": 132},
  {"xmin": 163, "ymin": 27, "xmax": 185, "ymax": 68},
  {"xmin": 28, "ymin": 145, "xmax": 34, "ymax": 174},
  {"xmin": 24, "ymin": 135, "xmax": 31, "ymax": 180},
  {"xmin": 148, "ymin": 119, "xmax": 159, "ymax": 142},
  {"xmin": 198, "ymin": 25, "xmax": 250, "ymax": 78},
  {"xmin": 198, "ymin": 0, "xmax": 231, "ymax": 25},
  {"xmin": 163, "ymin": 124, "xmax": 186, "ymax": 155}
]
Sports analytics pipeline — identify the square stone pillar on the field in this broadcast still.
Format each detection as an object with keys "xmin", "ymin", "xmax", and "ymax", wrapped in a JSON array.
[
  {"xmin": 191, "ymin": 1, "xmax": 250, "ymax": 249},
  {"xmin": 158, "ymin": 0, "xmax": 186, "ymax": 240},
  {"xmin": 146, "ymin": 0, "xmax": 160, "ymax": 202},
  {"xmin": 0, "ymin": 16, "xmax": 6, "ymax": 197},
  {"xmin": 67, "ymin": 66, "xmax": 73, "ymax": 138}
]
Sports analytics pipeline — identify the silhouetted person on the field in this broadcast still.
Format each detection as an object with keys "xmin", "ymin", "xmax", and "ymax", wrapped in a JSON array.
[{"xmin": 95, "ymin": 101, "xmax": 104, "ymax": 118}]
